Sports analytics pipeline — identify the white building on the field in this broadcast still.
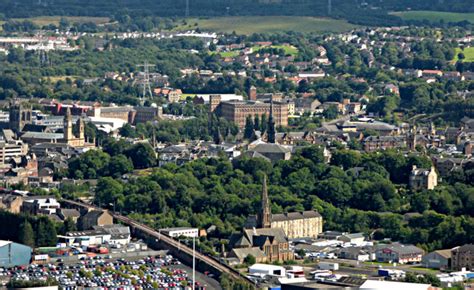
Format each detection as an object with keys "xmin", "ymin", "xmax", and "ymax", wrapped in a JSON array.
[
  {"xmin": 160, "ymin": 227, "xmax": 199, "ymax": 238},
  {"xmin": 60, "ymin": 229, "xmax": 112, "ymax": 247},
  {"xmin": 22, "ymin": 197, "xmax": 61, "ymax": 215},
  {"xmin": 249, "ymin": 264, "xmax": 286, "ymax": 277}
]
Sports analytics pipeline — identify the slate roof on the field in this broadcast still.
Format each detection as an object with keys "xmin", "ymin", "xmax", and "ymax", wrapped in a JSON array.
[
  {"xmin": 21, "ymin": 132, "xmax": 63, "ymax": 139},
  {"xmin": 230, "ymin": 247, "xmax": 266, "ymax": 260},
  {"xmin": 272, "ymin": 211, "xmax": 322, "ymax": 222},
  {"xmin": 252, "ymin": 143, "xmax": 291, "ymax": 154},
  {"xmin": 244, "ymin": 228, "xmax": 288, "ymax": 244},
  {"xmin": 58, "ymin": 208, "xmax": 80, "ymax": 219},
  {"xmin": 433, "ymin": 249, "xmax": 452, "ymax": 259},
  {"xmin": 376, "ymin": 243, "xmax": 424, "ymax": 255},
  {"xmin": 82, "ymin": 210, "xmax": 107, "ymax": 221}
]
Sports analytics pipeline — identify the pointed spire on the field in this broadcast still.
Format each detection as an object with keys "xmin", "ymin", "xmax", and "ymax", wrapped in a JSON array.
[
  {"xmin": 258, "ymin": 174, "xmax": 271, "ymax": 228},
  {"xmin": 267, "ymin": 96, "xmax": 276, "ymax": 143}
]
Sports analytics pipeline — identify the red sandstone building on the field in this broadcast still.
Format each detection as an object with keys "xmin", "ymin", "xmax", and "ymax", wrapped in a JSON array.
[{"xmin": 209, "ymin": 95, "xmax": 288, "ymax": 128}]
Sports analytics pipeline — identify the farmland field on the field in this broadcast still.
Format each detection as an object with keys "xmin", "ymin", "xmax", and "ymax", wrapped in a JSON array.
[
  {"xmin": 177, "ymin": 16, "xmax": 357, "ymax": 35},
  {"xmin": 454, "ymin": 47, "xmax": 474, "ymax": 63},
  {"xmin": 391, "ymin": 11, "xmax": 474, "ymax": 23}
]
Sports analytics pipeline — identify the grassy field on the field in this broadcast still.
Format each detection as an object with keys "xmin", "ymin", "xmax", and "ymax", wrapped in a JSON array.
[
  {"xmin": 213, "ymin": 44, "xmax": 299, "ymax": 57},
  {"xmin": 409, "ymin": 267, "xmax": 439, "ymax": 274},
  {"xmin": 42, "ymin": 76, "xmax": 79, "ymax": 83},
  {"xmin": 391, "ymin": 11, "xmax": 474, "ymax": 23},
  {"xmin": 177, "ymin": 16, "xmax": 357, "ymax": 35},
  {"xmin": 454, "ymin": 47, "xmax": 474, "ymax": 62},
  {"xmin": 11, "ymin": 16, "xmax": 110, "ymax": 27}
]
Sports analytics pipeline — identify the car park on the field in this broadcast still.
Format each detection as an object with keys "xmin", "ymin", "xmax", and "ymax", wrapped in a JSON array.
[{"xmin": 3, "ymin": 254, "xmax": 197, "ymax": 289}]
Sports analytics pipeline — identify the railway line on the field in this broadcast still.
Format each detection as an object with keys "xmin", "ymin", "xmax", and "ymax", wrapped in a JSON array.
[{"xmin": 61, "ymin": 199, "xmax": 252, "ymax": 284}]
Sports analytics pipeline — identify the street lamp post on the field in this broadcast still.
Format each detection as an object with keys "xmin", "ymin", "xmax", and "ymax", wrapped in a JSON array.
[{"xmin": 193, "ymin": 236, "xmax": 196, "ymax": 290}]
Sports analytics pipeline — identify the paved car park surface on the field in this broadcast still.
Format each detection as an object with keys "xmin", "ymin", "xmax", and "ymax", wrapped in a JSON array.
[{"xmin": 2, "ymin": 254, "xmax": 221, "ymax": 289}]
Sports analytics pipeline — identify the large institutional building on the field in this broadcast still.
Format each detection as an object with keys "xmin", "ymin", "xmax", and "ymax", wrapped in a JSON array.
[
  {"xmin": 209, "ymin": 95, "xmax": 288, "ymax": 128},
  {"xmin": 245, "ymin": 176, "xmax": 323, "ymax": 239}
]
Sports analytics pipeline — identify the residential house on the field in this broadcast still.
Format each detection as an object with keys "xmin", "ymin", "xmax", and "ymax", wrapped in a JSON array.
[
  {"xmin": 79, "ymin": 210, "xmax": 113, "ymax": 230},
  {"xmin": 409, "ymin": 166, "xmax": 438, "ymax": 191},
  {"xmin": 0, "ymin": 194, "xmax": 23, "ymax": 213},
  {"xmin": 294, "ymin": 98, "xmax": 321, "ymax": 115},
  {"xmin": 56, "ymin": 208, "xmax": 81, "ymax": 223}
]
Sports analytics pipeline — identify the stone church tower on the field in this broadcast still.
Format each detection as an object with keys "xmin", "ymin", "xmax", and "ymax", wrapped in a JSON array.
[
  {"xmin": 257, "ymin": 175, "xmax": 272, "ymax": 228},
  {"xmin": 63, "ymin": 107, "xmax": 85, "ymax": 147}
]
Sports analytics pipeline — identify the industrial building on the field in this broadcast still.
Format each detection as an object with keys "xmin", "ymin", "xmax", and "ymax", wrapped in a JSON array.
[{"xmin": 0, "ymin": 240, "xmax": 32, "ymax": 268}]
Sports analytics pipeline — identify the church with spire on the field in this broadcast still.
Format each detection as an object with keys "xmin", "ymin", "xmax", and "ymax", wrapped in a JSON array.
[
  {"xmin": 246, "ymin": 175, "xmax": 323, "ymax": 239},
  {"xmin": 227, "ymin": 176, "xmax": 323, "ymax": 264}
]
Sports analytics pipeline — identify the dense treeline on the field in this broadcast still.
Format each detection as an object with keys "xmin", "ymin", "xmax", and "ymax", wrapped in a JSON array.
[
  {"xmin": 0, "ymin": 0, "xmax": 472, "ymax": 27},
  {"xmin": 90, "ymin": 146, "xmax": 474, "ymax": 252},
  {"xmin": 0, "ymin": 211, "xmax": 74, "ymax": 248}
]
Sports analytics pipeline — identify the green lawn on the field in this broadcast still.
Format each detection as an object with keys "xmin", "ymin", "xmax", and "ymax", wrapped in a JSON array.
[
  {"xmin": 391, "ymin": 11, "xmax": 474, "ymax": 23},
  {"xmin": 409, "ymin": 267, "xmax": 439, "ymax": 274},
  {"xmin": 266, "ymin": 45, "xmax": 298, "ymax": 56},
  {"xmin": 454, "ymin": 47, "xmax": 474, "ymax": 62},
  {"xmin": 212, "ymin": 44, "xmax": 299, "ymax": 57},
  {"xmin": 11, "ymin": 16, "xmax": 111, "ymax": 27},
  {"xmin": 177, "ymin": 16, "xmax": 357, "ymax": 35},
  {"xmin": 363, "ymin": 261, "xmax": 395, "ymax": 267}
]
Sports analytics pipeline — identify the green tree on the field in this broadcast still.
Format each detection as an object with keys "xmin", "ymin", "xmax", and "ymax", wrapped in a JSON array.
[
  {"xmin": 35, "ymin": 218, "xmax": 57, "ymax": 247},
  {"xmin": 244, "ymin": 116, "xmax": 254, "ymax": 140},
  {"xmin": 18, "ymin": 220, "xmax": 35, "ymax": 248},
  {"xmin": 60, "ymin": 217, "xmax": 77, "ymax": 235},
  {"xmin": 94, "ymin": 177, "xmax": 124, "ymax": 208},
  {"xmin": 108, "ymin": 154, "xmax": 134, "ymax": 178},
  {"xmin": 243, "ymin": 254, "xmax": 256, "ymax": 265},
  {"xmin": 125, "ymin": 143, "xmax": 156, "ymax": 169}
]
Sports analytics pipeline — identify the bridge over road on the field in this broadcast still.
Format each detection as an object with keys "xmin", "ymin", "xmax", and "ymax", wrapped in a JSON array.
[{"xmin": 61, "ymin": 199, "xmax": 253, "ymax": 286}]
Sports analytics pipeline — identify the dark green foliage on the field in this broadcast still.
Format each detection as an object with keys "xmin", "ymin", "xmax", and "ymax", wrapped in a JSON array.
[
  {"xmin": 18, "ymin": 220, "xmax": 35, "ymax": 248},
  {"xmin": 243, "ymin": 254, "xmax": 256, "ymax": 265},
  {"xmin": 124, "ymin": 143, "xmax": 157, "ymax": 169},
  {"xmin": 244, "ymin": 116, "xmax": 254, "ymax": 140},
  {"xmin": 89, "ymin": 146, "xmax": 474, "ymax": 251},
  {"xmin": 0, "ymin": 211, "xmax": 58, "ymax": 247}
]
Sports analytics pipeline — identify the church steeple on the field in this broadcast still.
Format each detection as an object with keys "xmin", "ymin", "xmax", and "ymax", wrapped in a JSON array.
[
  {"xmin": 267, "ymin": 97, "xmax": 276, "ymax": 144},
  {"xmin": 258, "ymin": 175, "xmax": 271, "ymax": 228}
]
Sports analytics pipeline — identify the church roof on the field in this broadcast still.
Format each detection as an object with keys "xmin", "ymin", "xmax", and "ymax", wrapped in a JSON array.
[
  {"xmin": 244, "ymin": 228, "xmax": 288, "ymax": 244},
  {"xmin": 229, "ymin": 233, "xmax": 252, "ymax": 248},
  {"xmin": 272, "ymin": 210, "xmax": 321, "ymax": 222},
  {"xmin": 230, "ymin": 247, "xmax": 266, "ymax": 260}
]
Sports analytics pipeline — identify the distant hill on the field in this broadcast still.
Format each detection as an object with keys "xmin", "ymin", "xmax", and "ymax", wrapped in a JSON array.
[{"xmin": 0, "ymin": 0, "xmax": 472, "ymax": 26}]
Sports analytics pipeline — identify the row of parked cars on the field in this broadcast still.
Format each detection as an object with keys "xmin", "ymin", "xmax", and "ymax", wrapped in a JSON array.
[{"xmin": 4, "ymin": 255, "xmax": 206, "ymax": 289}]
